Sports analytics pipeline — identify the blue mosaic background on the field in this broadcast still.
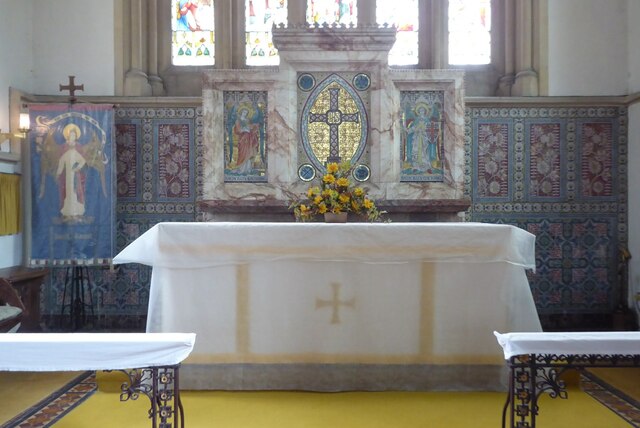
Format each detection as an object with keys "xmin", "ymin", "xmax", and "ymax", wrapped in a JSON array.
[{"xmin": 40, "ymin": 103, "xmax": 628, "ymax": 331}]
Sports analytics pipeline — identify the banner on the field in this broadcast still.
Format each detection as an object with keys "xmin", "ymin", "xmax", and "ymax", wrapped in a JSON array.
[{"xmin": 29, "ymin": 104, "xmax": 115, "ymax": 266}]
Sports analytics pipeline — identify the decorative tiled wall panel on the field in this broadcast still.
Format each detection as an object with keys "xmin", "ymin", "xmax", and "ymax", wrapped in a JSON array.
[
  {"xmin": 42, "ymin": 106, "xmax": 203, "ymax": 331},
  {"xmin": 466, "ymin": 106, "xmax": 627, "ymax": 329}
]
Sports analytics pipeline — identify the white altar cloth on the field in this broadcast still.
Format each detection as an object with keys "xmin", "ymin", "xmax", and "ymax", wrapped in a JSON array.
[
  {"xmin": 0, "ymin": 333, "xmax": 196, "ymax": 371},
  {"xmin": 494, "ymin": 331, "xmax": 640, "ymax": 359},
  {"xmin": 114, "ymin": 222, "xmax": 541, "ymax": 390}
]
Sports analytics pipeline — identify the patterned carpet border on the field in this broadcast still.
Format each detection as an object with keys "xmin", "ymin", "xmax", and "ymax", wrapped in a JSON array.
[
  {"xmin": 1, "ymin": 371, "xmax": 96, "ymax": 428},
  {"xmin": 581, "ymin": 371, "xmax": 640, "ymax": 427}
]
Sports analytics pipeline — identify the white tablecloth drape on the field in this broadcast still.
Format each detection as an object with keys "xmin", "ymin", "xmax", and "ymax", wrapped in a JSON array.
[
  {"xmin": 0, "ymin": 333, "xmax": 196, "ymax": 371},
  {"xmin": 114, "ymin": 222, "xmax": 536, "ymax": 269},
  {"xmin": 114, "ymin": 222, "xmax": 540, "ymax": 391},
  {"xmin": 494, "ymin": 331, "xmax": 640, "ymax": 359}
]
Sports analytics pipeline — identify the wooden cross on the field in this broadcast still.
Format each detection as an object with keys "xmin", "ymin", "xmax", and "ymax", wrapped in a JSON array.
[{"xmin": 59, "ymin": 75, "xmax": 84, "ymax": 103}]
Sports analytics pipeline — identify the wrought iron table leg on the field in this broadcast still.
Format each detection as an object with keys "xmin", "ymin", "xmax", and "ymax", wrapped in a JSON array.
[
  {"xmin": 501, "ymin": 385, "xmax": 510, "ymax": 428},
  {"xmin": 508, "ymin": 355, "xmax": 538, "ymax": 428},
  {"xmin": 117, "ymin": 365, "xmax": 183, "ymax": 428}
]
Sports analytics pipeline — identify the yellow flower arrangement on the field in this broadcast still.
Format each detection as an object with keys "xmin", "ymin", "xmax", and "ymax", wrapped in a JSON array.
[{"xmin": 291, "ymin": 162, "xmax": 385, "ymax": 222}]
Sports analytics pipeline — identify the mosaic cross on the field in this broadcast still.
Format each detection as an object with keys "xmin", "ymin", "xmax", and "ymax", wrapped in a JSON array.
[
  {"xmin": 315, "ymin": 282, "xmax": 355, "ymax": 324},
  {"xmin": 308, "ymin": 87, "xmax": 360, "ymax": 164},
  {"xmin": 426, "ymin": 120, "xmax": 440, "ymax": 141}
]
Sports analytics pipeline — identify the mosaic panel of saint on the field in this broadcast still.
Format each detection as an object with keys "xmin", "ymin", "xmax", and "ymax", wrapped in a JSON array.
[
  {"xmin": 400, "ymin": 91, "xmax": 445, "ymax": 182},
  {"xmin": 223, "ymin": 92, "xmax": 268, "ymax": 182}
]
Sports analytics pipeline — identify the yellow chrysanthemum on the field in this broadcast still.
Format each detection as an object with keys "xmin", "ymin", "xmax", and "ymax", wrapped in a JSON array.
[
  {"xmin": 354, "ymin": 187, "xmax": 364, "ymax": 197},
  {"xmin": 336, "ymin": 177, "xmax": 350, "ymax": 187},
  {"xmin": 327, "ymin": 163, "xmax": 339, "ymax": 174},
  {"xmin": 323, "ymin": 174, "xmax": 336, "ymax": 184},
  {"xmin": 318, "ymin": 203, "xmax": 327, "ymax": 214},
  {"xmin": 313, "ymin": 195, "xmax": 323, "ymax": 205},
  {"xmin": 307, "ymin": 186, "xmax": 320, "ymax": 198},
  {"xmin": 300, "ymin": 204, "xmax": 310, "ymax": 213},
  {"xmin": 363, "ymin": 198, "xmax": 374, "ymax": 209},
  {"xmin": 351, "ymin": 200, "xmax": 360, "ymax": 211},
  {"xmin": 339, "ymin": 194, "xmax": 350, "ymax": 204}
]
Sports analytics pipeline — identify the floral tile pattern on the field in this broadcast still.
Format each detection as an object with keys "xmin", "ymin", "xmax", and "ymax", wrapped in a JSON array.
[
  {"xmin": 527, "ymin": 121, "xmax": 563, "ymax": 199},
  {"xmin": 467, "ymin": 106, "xmax": 627, "ymax": 327},
  {"xmin": 579, "ymin": 121, "xmax": 615, "ymax": 198},
  {"xmin": 474, "ymin": 120, "xmax": 511, "ymax": 199},
  {"xmin": 115, "ymin": 122, "xmax": 140, "ymax": 199},
  {"xmin": 155, "ymin": 122, "xmax": 193, "ymax": 200}
]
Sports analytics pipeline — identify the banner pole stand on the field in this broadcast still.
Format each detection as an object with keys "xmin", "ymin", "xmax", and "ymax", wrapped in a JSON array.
[{"xmin": 59, "ymin": 265, "xmax": 95, "ymax": 331}]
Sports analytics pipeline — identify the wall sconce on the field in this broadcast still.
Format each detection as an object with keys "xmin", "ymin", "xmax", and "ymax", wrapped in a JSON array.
[{"xmin": 0, "ymin": 113, "xmax": 30, "ymax": 141}]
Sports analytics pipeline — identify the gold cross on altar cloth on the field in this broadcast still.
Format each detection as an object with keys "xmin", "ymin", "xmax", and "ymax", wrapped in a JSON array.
[
  {"xmin": 315, "ymin": 282, "xmax": 355, "ymax": 324},
  {"xmin": 59, "ymin": 75, "xmax": 84, "ymax": 103}
]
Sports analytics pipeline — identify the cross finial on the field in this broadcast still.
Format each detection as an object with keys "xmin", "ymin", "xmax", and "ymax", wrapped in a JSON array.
[{"xmin": 59, "ymin": 75, "xmax": 84, "ymax": 104}]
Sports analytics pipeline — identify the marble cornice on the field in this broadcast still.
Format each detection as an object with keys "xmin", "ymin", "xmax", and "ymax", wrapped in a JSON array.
[
  {"xmin": 466, "ymin": 95, "xmax": 631, "ymax": 107},
  {"xmin": 21, "ymin": 94, "xmax": 202, "ymax": 106},
  {"xmin": 272, "ymin": 26, "xmax": 397, "ymax": 52},
  {"xmin": 198, "ymin": 198, "xmax": 471, "ymax": 215},
  {"xmin": 20, "ymin": 94, "xmax": 638, "ymax": 108}
]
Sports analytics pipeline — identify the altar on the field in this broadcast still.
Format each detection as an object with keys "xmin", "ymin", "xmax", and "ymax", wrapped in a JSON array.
[{"xmin": 113, "ymin": 222, "xmax": 541, "ymax": 391}]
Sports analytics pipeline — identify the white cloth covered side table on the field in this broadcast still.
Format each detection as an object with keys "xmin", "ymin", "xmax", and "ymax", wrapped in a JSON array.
[
  {"xmin": 0, "ymin": 332, "xmax": 195, "ymax": 428},
  {"xmin": 114, "ymin": 222, "xmax": 542, "ymax": 391},
  {"xmin": 0, "ymin": 332, "xmax": 195, "ymax": 371},
  {"xmin": 494, "ymin": 331, "xmax": 640, "ymax": 359},
  {"xmin": 494, "ymin": 331, "xmax": 640, "ymax": 428}
]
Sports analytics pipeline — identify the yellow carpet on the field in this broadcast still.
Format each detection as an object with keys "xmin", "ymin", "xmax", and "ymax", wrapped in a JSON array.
[
  {"xmin": 0, "ymin": 370, "xmax": 633, "ymax": 427},
  {"xmin": 54, "ymin": 387, "xmax": 629, "ymax": 428},
  {"xmin": 587, "ymin": 367, "xmax": 640, "ymax": 401},
  {"xmin": 0, "ymin": 371, "xmax": 82, "ymax": 425}
]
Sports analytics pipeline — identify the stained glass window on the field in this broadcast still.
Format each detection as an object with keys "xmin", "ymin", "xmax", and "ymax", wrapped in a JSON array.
[
  {"xmin": 171, "ymin": 0, "xmax": 215, "ymax": 66},
  {"xmin": 448, "ymin": 0, "xmax": 491, "ymax": 65},
  {"xmin": 376, "ymin": 0, "xmax": 419, "ymax": 66},
  {"xmin": 306, "ymin": 0, "xmax": 357, "ymax": 27},
  {"xmin": 246, "ymin": 0, "xmax": 288, "ymax": 66}
]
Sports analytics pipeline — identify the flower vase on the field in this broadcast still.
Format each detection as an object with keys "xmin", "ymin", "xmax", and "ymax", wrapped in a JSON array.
[{"xmin": 324, "ymin": 212, "xmax": 348, "ymax": 223}]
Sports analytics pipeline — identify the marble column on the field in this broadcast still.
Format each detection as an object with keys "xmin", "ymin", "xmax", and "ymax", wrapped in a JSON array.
[
  {"xmin": 124, "ymin": 0, "xmax": 152, "ymax": 96},
  {"xmin": 511, "ymin": 0, "xmax": 539, "ymax": 96},
  {"xmin": 496, "ymin": 0, "xmax": 515, "ymax": 96},
  {"xmin": 147, "ymin": 0, "xmax": 165, "ymax": 96}
]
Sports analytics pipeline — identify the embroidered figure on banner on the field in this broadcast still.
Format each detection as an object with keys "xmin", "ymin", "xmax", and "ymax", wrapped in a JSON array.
[
  {"xmin": 29, "ymin": 104, "xmax": 114, "ymax": 266},
  {"xmin": 36, "ymin": 116, "xmax": 107, "ymax": 220},
  {"xmin": 400, "ymin": 91, "xmax": 445, "ymax": 182}
]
